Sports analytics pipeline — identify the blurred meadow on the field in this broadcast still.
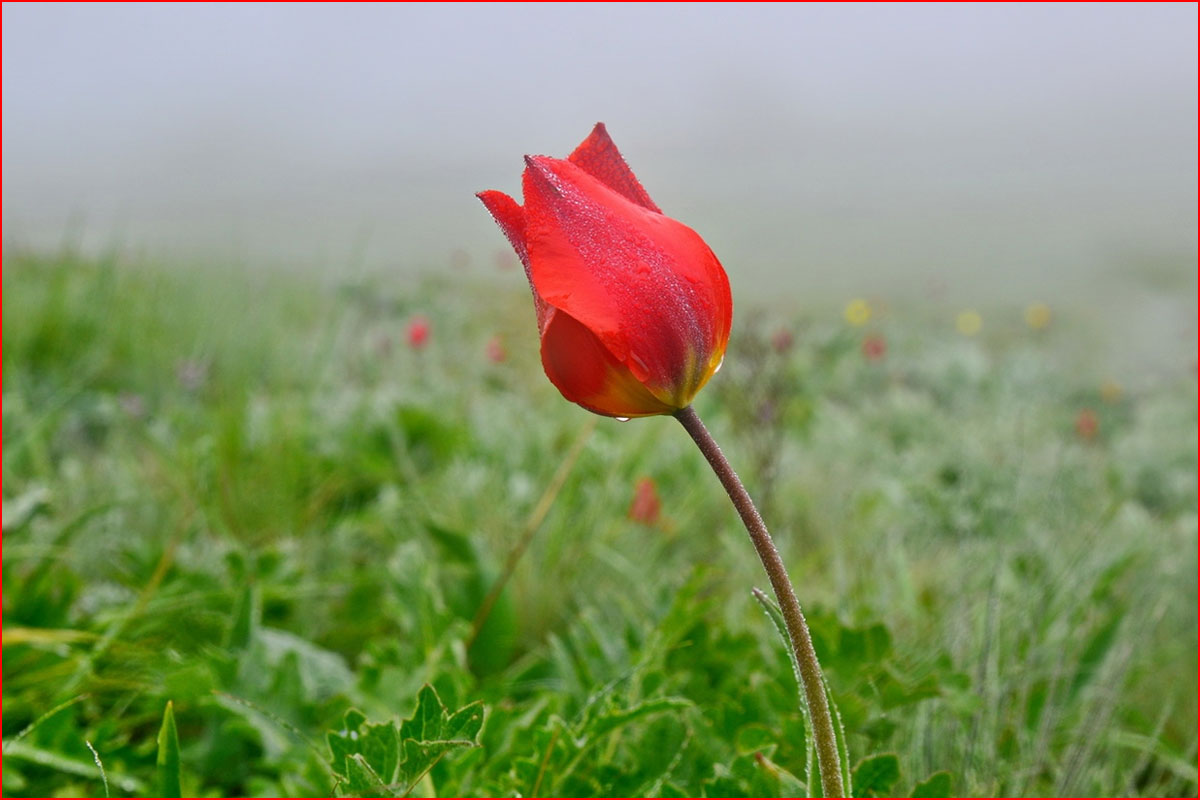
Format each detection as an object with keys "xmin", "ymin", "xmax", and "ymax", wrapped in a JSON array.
[{"xmin": 3, "ymin": 3, "xmax": 1197, "ymax": 798}]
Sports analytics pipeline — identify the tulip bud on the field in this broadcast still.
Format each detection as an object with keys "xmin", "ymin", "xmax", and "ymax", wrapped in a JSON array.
[{"xmin": 478, "ymin": 123, "xmax": 732, "ymax": 418}]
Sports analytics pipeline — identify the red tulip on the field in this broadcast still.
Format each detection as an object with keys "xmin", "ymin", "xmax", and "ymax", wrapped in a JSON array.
[
  {"xmin": 861, "ymin": 333, "xmax": 887, "ymax": 362},
  {"xmin": 1075, "ymin": 408, "xmax": 1099, "ymax": 441},
  {"xmin": 628, "ymin": 477, "xmax": 662, "ymax": 525},
  {"xmin": 478, "ymin": 123, "xmax": 732, "ymax": 418},
  {"xmin": 485, "ymin": 335, "xmax": 507, "ymax": 364},
  {"xmin": 407, "ymin": 315, "xmax": 431, "ymax": 349}
]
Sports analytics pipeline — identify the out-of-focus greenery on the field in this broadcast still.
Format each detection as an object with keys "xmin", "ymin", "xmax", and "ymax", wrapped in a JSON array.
[{"xmin": 3, "ymin": 251, "xmax": 1196, "ymax": 797}]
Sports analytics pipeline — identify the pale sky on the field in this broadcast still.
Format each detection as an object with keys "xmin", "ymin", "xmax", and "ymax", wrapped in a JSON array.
[{"xmin": 4, "ymin": 2, "xmax": 1196, "ymax": 318}]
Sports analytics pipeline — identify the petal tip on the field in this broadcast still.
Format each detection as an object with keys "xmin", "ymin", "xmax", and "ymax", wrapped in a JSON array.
[{"xmin": 567, "ymin": 123, "xmax": 661, "ymax": 213}]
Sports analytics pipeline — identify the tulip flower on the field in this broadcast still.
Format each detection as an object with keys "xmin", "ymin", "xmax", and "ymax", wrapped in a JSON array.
[
  {"xmin": 1076, "ymin": 408, "xmax": 1099, "ymax": 441},
  {"xmin": 771, "ymin": 327, "xmax": 795, "ymax": 355},
  {"xmin": 477, "ymin": 123, "xmax": 732, "ymax": 419},
  {"xmin": 407, "ymin": 315, "xmax": 431, "ymax": 350},
  {"xmin": 861, "ymin": 333, "xmax": 887, "ymax": 362},
  {"xmin": 627, "ymin": 476, "xmax": 663, "ymax": 525},
  {"xmin": 485, "ymin": 335, "xmax": 507, "ymax": 364},
  {"xmin": 477, "ymin": 124, "xmax": 845, "ymax": 796}
]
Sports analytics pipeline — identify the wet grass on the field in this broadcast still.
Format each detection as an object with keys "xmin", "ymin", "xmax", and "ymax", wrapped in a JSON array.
[{"xmin": 2, "ymin": 250, "xmax": 1196, "ymax": 797}]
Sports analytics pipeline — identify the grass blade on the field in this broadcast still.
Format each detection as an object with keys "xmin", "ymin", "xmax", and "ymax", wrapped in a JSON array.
[
  {"xmin": 2, "ymin": 694, "xmax": 89, "ymax": 754},
  {"xmin": 84, "ymin": 740, "xmax": 110, "ymax": 798},
  {"xmin": 156, "ymin": 701, "xmax": 182, "ymax": 798},
  {"xmin": 752, "ymin": 587, "xmax": 822, "ymax": 795}
]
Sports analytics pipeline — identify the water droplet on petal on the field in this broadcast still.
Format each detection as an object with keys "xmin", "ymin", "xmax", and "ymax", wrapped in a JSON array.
[
  {"xmin": 615, "ymin": 416, "xmax": 631, "ymax": 423},
  {"xmin": 629, "ymin": 352, "xmax": 650, "ymax": 379},
  {"xmin": 713, "ymin": 356, "xmax": 725, "ymax": 374}
]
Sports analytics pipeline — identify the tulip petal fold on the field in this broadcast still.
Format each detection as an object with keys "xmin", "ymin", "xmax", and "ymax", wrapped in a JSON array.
[{"xmin": 540, "ymin": 308, "xmax": 676, "ymax": 418}]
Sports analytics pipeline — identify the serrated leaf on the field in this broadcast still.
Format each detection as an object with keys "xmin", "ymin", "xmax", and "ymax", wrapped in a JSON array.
[
  {"xmin": 327, "ymin": 709, "xmax": 401, "ymax": 790},
  {"xmin": 911, "ymin": 770, "xmax": 953, "ymax": 797},
  {"xmin": 444, "ymin": 700, "xmax": 486, "ymax": 739},
  {"xmin": 344, "ymin": 753, "xmax": 393, "ymax": 798},
  {"xmin": 852, "ymin": 753, "xmax": 900, "ymax": 797},
  {"xmin": 396, "ymin": 685, "xmax": 484, "ymax": 793},
  {"xmin": 156, "ymin": 701, "xmax": 182, "ymax": 798}
]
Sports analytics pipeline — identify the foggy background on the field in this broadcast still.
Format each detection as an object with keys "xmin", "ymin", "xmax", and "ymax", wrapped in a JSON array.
[{"xmin": 3, "ymin": 2, "xmax": 1196, "ymax": 366}]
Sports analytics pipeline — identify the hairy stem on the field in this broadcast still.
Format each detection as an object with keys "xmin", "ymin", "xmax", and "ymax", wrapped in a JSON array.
[{"xmin": 675, "ymin": 405, "xmax": 844, "ymax": 797}]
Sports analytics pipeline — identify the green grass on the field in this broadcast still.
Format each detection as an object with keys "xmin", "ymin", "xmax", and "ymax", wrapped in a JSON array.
[{"xmin": 3, "ymin": 250, "xmax": 1196, "ymax": 797}]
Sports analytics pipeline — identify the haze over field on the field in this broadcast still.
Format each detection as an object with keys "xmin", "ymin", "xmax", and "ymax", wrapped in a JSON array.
[
  {"xmin": 3, "ymin": 10, "xmax": 1198, "ymax": 795},
  {"xmin": 3, "ymin": 3, "xmax": 1196, "ymax": 370}
]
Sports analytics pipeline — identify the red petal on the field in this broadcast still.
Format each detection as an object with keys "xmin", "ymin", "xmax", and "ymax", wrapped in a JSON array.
[
  {"xmin": 540, "ymin": 308, "xmax": 676, "ymax": 418},
  {"xmin": 477, "ymin": 190, "xmax": 528, "ymax": 264},
  {"xmin": 522, "ymin": 156, "xmax": 731, "ymax": 406},
  {"xmin": 567, "ymin": 123, "xmax": 662, "ymax": 213},
  {"xmin": 477, "ymin": 189, "xmax": 551, "ymax": 329}
]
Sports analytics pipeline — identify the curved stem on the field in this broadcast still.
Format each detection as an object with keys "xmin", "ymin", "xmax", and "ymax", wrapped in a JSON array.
[{"xmin": 675, "ymin": 405, "xmax": 845, "ymax": 798}]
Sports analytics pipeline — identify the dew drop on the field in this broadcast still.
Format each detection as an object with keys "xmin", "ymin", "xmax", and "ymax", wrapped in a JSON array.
[
  {"xmin": 629, "ymin": 352, "xmax": 650, "ymax": 378},
  {"xmin": 713, "ymin": 355, "xmax": 725, "ymax": 374},
  {"xmin": 615, "ymin": 416, "xmax": 631, "ymax": 423}
]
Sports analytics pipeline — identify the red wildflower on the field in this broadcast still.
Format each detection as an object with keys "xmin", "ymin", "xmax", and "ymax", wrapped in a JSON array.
[
  {"xmin": 478, "ymin": 123, "xmax": 732, "ymax": 418},
  {"xmin": 627, "ymin": 477, "xmax": 662, "ymax": 525},
  {"xmin": 1075, "ymin": 408, "xmax": 1099, "ymax": 441},
  {"xmin": 407, "ymin": 315, "xmax": 431, "ymax": 350},
  {"xmin": 861, "ymin": 333, "xmax": 887, "ymax": 362},
  {"xmin": 486, "ymin": 335, "xmax": 507, "ymax": 364}
]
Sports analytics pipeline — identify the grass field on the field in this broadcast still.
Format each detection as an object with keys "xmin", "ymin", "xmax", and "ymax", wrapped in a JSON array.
[{"xmin": 2, "ymin": 250, "xmax": 1196, "ymax": 797}]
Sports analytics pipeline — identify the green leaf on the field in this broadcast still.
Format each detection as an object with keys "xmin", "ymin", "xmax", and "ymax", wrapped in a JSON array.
[
  {"xmin": 397, "ymin": 685, "xmax": 484, "ymax": 793},
  {"xmin": 753, "ymin": 588, "xmax": 852, "ymax": 795},
  {"xmin": 584, "ymin": 697, "xmax": 692, "ymax": 740},
  {"xmin": 704, "ymin": 751, "xmax": 807, "ymax": 798},
  {"xmin": 344, "ymin": 753, "xmax": 393, "ymax": 798},
  {"xmin": 852, "ymin": 753, "xmax": 901, "ymax": 797},
  {"xmin": 824, "ymin": 675, "xmax": 853, "ymax": 797},
  {"xmin": 424, "ymin": 522, "xmax": 478, "ymax": 565},
  {"xmin": 226, "ymin": 581, "xmax": 258, "ymax": 651},
  {"xmin": 751, "ymin": 588, "xmax": 815, "ymax": 792},
  {"xmin": 1068, "ymin": 609, "xmax": 1124, "ymax": 701},
  {"xmin": 327, "ymin": 686, "xmax": 484, "ymax": 797},
  {"xmin": 327, "ymin": 709, "xmax": 401, "ymax": 791},
  {"xmin": 156, "ymin": 701, "xmax": 182, "ymax": 798},
  {"xmin": 911, "ymin": 770, "xmax": 953, "ymax": 797}
]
